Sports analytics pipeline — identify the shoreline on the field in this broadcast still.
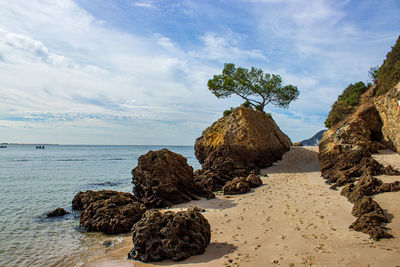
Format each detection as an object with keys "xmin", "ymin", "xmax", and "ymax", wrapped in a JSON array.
[{"xmin": 82, "ymin": 146, "xmax": 400, "ymax": 266}]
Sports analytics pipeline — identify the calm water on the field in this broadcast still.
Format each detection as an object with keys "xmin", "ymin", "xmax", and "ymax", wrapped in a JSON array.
[{"xmin": 0, "ymin": 145, "xmax": 199, "ymax": 266}]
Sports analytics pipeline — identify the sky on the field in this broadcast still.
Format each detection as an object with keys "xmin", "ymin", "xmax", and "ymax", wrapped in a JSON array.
[{"xmin": 0, "ymin": 0, "xmax": 399, "ymax": 145}]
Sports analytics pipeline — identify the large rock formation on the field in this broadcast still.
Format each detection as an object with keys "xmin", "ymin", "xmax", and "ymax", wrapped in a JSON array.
[
  {"xmin": 319, "ymin": 99, "xmax": 392, "ymax": 187},
  {"xmin": 375, "ymin": 82, "xmax": 400, "ymax": 152},
  {"xmin": 72, "ymin": 190, "xmax": 146, "ymax": 234},
  {"xmin": 128, "ymin": 207, "xmax": 211, "ymax": 262},
  {"xmin": 132, "ymin": 149, "xmax": 214, "ymax": 208},
  {"xmin": 194, "ymin": 107, "xmax": 291, "ymax": 191},
  {"xmin": 319, "ymin": 86, "xmax": 399, "ymax": 240}
]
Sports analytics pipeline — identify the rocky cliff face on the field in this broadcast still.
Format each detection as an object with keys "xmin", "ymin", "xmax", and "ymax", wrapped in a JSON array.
[
  {"xmin": 195, "ymin": 107, "xmax": 291, "ymax": 191},
  {"xmin": 319, "ymin": 98, "xmax": 390, "ymax": 186},
  {"xmin": 375, "ymin": 81, "xmax": 400, "ymax": 152},
  {"xmin": 319, "ymin": 84, "xmax": 400, "ymax": 239}
]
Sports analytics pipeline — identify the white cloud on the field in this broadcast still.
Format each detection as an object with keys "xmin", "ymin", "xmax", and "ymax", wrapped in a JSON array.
[
  {"xmin": 0, "ymin": 0, "xmax": 398, "ymax": 144},
  {"xmin": 131, "ymin": 2, "xmax": 153, "ymax": 8}
]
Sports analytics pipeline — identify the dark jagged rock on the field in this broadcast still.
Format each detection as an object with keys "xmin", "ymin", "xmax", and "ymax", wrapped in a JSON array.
[
  {"xmin": 80, "ymin": 193, "xmax": 146, "ymax": 234},
  {"xmin": 351, "ymin": 196, "xmax": 385, "ymax": 218},
  {"xmin": 128, "ymin": 207, "xmax": 211, "ymax": 262},
  {"xmin": 47, "ymin": 208, "xmax": 70, "ymax": 217},
  {"xmin": 350, "ymin": 211, "xmax": 392, "ymax": 240},
  {"xmin": 340, "ymin": 173, "xmax": 400, "ymax": 203},
  {"xmin": 293, "ymin": 142, "xmax": 303, "ymax": 146},
  {"xmin": 132, "ymin": 149, "xmax": 214, "ymax": 208},
  {"xmin": 341, "ymin": 173, "xmax": 383, "ymax": 203},
  {"xmin": 195, "ymin": 107, "xmax": 291, "ymax": 191},
  {"xmin": 223, "ymin": 177, "xmax": 251, "ymax": 195},
  {"xmin": 377, "ymin": 181, "xmax": 400, "ymax": 193},
  {"xmin": 246, "ymin": 174, "xmax": 262, "ymax": 188},
  {"xmin": 72, "ymin": 190, "xmax": 137, "ymax": 210}
]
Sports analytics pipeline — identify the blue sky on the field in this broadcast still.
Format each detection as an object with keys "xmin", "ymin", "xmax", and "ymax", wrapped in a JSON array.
[{"xmin": 0, "ymin": 0, "xmax": 399, "ymax": 145}]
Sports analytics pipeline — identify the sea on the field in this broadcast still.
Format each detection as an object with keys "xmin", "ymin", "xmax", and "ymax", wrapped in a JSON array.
[{"xmin": 0, "ymin": 144, "xmax": 200, "ymax": 266}]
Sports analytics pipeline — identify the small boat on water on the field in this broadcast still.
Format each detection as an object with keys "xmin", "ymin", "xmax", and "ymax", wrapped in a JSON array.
[
  {"xmin": 0, "ymin": 145, "xmax": 7, "ymax": 148},
  {"xmin": 36, "ymin": 145, "xmax": 45, "ymax": 149}
]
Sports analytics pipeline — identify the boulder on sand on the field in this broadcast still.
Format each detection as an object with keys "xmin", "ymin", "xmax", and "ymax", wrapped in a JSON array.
[
  {"xmin": 128, "ymin": 207, "xmax": 211, "ymax": 262},
  {"xmin": 246, "ymin": 173, "xmax": 263, "ymax": 188},
  {"xmin": 223, "ymin": 177, "xmax": 251, "ymax": 195},
  {"xmin": 195, "ymin": 107, "xmax": 291, "ymax": 191},
  {"xmin": 132, "ymin": 149, "xmax": 214, "ymax": 208}
]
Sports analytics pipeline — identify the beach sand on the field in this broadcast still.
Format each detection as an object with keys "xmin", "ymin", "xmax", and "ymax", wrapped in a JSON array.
[{"xmin": 84, "ymin": 146, "xmax": 400, "ymax": 267}]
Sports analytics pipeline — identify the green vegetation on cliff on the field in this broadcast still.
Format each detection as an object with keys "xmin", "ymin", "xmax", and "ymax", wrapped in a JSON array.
[
  {"xmin": 376, "ymin": 36, "xmax": 400, "ymax": 95},
  {"xmin": 324, "ymin": 82, "xmax": 368, "ymax": 128}
]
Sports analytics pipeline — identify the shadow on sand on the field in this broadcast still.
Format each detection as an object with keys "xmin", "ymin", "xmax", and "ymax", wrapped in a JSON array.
[
  {"xmin": 155, "ymin": 242, "xmax": 237, "ymax": 266},
  {"xmin": 260, "ymin": 146, "xmax": 321, "ymax": 175}
]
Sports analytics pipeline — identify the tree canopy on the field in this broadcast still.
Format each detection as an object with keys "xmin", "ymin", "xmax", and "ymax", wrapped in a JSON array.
[{"xmin": 207, "ymin": 63, "xmax": 299, "ymax": 111}]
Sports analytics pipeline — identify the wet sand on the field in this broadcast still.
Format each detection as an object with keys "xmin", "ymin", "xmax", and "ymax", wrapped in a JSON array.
[{"xmin": 84, "ymin": 146, "xmax": 400, "ymax": 267}]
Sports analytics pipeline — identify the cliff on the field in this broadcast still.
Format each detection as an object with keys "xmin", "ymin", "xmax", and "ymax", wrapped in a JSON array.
[{"xmin": 375, "ymin": 81, "xmax": 400, "ymax": 152}]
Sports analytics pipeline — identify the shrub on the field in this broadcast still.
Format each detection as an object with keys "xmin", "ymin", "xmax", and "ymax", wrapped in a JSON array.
[
  {"xmin": 376, "ymin": 36, "xmax": 400, "ymax": 95},
  {"xmin": 223, "ymin": 108, "xmax": 234, "ymax": 117},
  {"xmin": 324, "ymin": 101, "xmax": 353, "ymax": 128},
  {"xmin": 324, "ymin": 82, "xmax": 367, "ymax": 128},
  {"xmin": 241, "ymin": 101, "xmax": 251, "ymax": 108},
  {"xmin": 338, "ymin": 82, "xmax": 368, "ymax": 106}
]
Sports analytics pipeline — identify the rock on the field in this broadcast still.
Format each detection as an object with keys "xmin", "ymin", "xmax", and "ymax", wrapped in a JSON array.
[
  {"xmin": 350, "ymin": 211, "xmax": 392, "ymax": 240},
  {"xmin": 246, "ymin": 174, "xmax": 262, "ymax": 188},
  {"xmin": 319, "ymin": 100, "xmax": 395, "ymax": 186},
  {"xmin": 342, "ymin": 173, "xmax": 383, "ymax": 203},
  {"xmin": 128, "ymin": 207, "xmax": 211, "ymax": 262},
  {"xmin": 80, "ymin": 193, "xmax": 146, "ymax": 234},
  {"xmin": 351, "ymin": 196, "xmax": 385, "ymax": 218},
  {"xmin": 293, "ymin": 142, "xmax": 303, "ymax": 146},
  {"xmin": 72, "ymin": 190, "xmax": 137, "ymax": 210},
  {"xmin": 132, "ymin": 149, "xmax": 214, "ymax": 208},
  {"xmin": 47, "ymin": 208, "xmax": 70, "ymax": 217},
  {"xmin": 195, "ymin": 107, "xmax": 291, "ymax": 191},
  {"xmin": 376, "ymin": 181, "xmax": 400, "ymax": 193},
  {"xmin": 375, "ymin": 81, "xmax": 400, "ymax": 152},
  {"xmin": 223, "ymin": 177, "xmax": 251, "ymax": 195}
]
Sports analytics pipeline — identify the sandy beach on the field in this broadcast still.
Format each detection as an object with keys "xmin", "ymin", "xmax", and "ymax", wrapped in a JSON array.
[{"xmin": 84, "ymin": 146, "xmax": 400, "ymax": 267}]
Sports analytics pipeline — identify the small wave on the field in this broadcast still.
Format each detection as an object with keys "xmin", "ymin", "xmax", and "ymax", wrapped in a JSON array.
[
  {"xmin": 56, "ymin": 159, "xmax": 86, "ymax": 162},
  {"xmin": 11, "ymin": 159, "xmax": 29, "ymax": 162},
  {"xmin": 104, "ymin": 158, "xmax": 125, "ymax": 161}
]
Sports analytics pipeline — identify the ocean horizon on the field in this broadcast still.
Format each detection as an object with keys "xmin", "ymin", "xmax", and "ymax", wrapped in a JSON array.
[{"xmin": 0, "ymin": 144, "xmax": 200, "ymax": 266}]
